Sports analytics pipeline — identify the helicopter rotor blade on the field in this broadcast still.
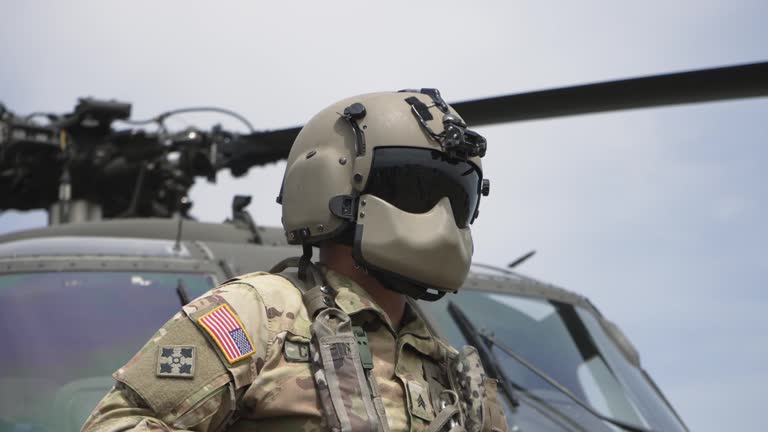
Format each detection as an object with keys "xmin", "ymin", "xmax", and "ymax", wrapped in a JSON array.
[
  {"xmin": 227, "ymin": 61, "xmax": 768, "ymax": 172},
  {"xmin": 452, "ymin": 61, "xmax": 768, "ymax": 127},
  {"xmin": 224, "ymin": 127, "xmax": 301, "ymax": 175}
]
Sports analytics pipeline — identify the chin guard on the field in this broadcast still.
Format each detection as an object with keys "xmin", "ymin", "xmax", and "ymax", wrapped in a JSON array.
[{"xmin": 352, "ymin": 195, "xmax": 473, "ymax": 298}]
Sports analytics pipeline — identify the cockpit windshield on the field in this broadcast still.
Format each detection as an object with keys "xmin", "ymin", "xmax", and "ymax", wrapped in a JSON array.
[
  {"xmin": 420, "ymin": 289, "xmax": 687, "ymax": 432},
  {"xmin": 0, "ymin": 271, "xmax": 216, "ymax": 432},
  {"xmin": 0, "ymin": 270, "xmax": 687, "ymax": 432}
]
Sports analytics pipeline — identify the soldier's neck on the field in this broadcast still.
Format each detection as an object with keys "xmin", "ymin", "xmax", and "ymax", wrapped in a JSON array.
[{"xmin": 319, "ymin": 243, "xmax": 406, "ymax": 331}]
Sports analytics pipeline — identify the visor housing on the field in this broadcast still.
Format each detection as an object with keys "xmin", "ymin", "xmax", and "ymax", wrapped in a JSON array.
[{"xmin": 363, "ymin": 147, "xmax": 482, "ymax": 228}]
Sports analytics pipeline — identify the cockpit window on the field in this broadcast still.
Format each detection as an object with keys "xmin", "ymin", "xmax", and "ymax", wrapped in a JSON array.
[
  {"xmin": 0, "ymin": 271, "xmax": 215, "ymax": 432},
  {"xmin": 420, "ymin": 290, "xmax": 687, "ymax": 432}
]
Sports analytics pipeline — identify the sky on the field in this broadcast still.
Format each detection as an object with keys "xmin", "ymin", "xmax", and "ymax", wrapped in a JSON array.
[{"xmin": 1, "ymin": 1, "xmax": 767, "ymax": 430}]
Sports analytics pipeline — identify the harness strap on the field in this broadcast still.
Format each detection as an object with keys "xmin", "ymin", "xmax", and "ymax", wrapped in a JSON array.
[
  {"xmin": 367, "ymin": 368, "xmax": 391, "ymax": 432},
  {"xmin": 273, "ymin": 257, "xmax": 389, "ymax": 432},
  {"xmin": 311, "ymin": 307, "xmax": 380, "ymax": 431}
]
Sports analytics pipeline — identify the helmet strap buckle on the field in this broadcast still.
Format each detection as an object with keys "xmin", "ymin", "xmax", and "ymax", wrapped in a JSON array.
[{"xmin": 298, "ymin": 244, "xmax": 313, "ymax": 281}]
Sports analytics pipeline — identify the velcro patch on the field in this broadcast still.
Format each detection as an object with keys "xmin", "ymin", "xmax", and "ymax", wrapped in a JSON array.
[
  {"xmin": 283, "ymin": 340, "xmax": 310, "ymax": 362},
  {"xmin": 197, "ymin": 304, "xmax": 255, "ymax": 364},
  {"xmin": 156, "ymin": 345, "xmax": 196, "ymax": 378}
]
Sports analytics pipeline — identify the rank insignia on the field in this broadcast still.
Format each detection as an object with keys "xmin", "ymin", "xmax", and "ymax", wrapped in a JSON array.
[
  {"xmin": 197, "ymin": 304, "xmax": 255, "ymax": 364},
  {"xmin": 407, "ymin": 379, "xmax": 434, "ymax": 421},
  {"xmin": 157, "ymin": 345, "xmax": 196, "ymax": 378}
]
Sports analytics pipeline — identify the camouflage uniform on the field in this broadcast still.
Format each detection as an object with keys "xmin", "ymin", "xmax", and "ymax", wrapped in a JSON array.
[{"xmin": 82, "ymin": 269, "xmax": 501, "ymax": 432}]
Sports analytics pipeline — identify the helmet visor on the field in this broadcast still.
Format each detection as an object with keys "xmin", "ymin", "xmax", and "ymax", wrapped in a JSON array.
[{"xmin": 363, "ymin": 147, "xmax": 482, "ymax": 228}]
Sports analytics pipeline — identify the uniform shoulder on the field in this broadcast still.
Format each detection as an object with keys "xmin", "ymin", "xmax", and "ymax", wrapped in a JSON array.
[
  {"xmin": 184, "ymin": 272, "xmax": 303, "ymax": 327},
  {"xmin": 220, "ymin": 271, "xmax": 306, "ymax": 315},
  {"xmin": 187, "ymin": 272, "xmax": 312, "ymax": 348},
  {"xmin": 257, "ymin": 271, "xmax": 313, "ymax": 339},
  {"xmin": 111, "ymin": 309, "xmax": 232, "ymax": 427},
  {"xmin": 108, "ymin": 273, "xmax": 301, "ymax": 425},
  {"xmin": 225, "ymin": 271, "xmax": 305, "ymax": 310}
]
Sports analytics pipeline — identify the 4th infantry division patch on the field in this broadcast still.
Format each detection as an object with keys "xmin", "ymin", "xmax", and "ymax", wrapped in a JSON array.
[
  {"xmin": 157, "ymin": 346, "xmax": 196, "ymax": 378},
  {"xmin": 197, "ymin": 304, "xmax": 255, "ymax": 364}
]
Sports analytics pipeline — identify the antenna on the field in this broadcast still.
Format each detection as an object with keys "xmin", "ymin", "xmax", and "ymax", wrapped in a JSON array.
[
  {"xmin": 173, "ymin": 215, "xmax": 183, "ymax": 252},
  {"xmin": 172, "ymin": 196, "xmax": 190, "ymax": 253},
  {"xmin": 231, "ymin": 195, "xmax": 261, "ymax": 243},
  {"xmin": 58, "ymin": 168, "xmax": 72, "ymax": 223},
  {"xmin": 508, "ymin": 250, "xmax": 536, "ymax": 269}
]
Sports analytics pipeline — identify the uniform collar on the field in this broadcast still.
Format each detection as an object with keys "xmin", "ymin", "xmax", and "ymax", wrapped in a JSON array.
[{"xmin": 323, "ymin": 268, "xmax": 432, "ymax": 340}]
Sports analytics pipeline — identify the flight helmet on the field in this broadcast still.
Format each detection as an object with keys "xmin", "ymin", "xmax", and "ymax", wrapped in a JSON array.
[{"xmin": 278, "ymin": 89, "xmax": 490, "ymax": 300}]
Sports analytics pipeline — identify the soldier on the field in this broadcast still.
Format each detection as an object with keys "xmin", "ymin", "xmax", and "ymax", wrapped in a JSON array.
[{"xmin": 82, "ymin": 89, "xmax": 506, "ymax": 432}]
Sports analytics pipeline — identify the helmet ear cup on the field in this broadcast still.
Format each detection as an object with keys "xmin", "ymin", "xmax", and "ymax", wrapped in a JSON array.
[{"xmin": 281, "ymin": 134, "xmax": 355, "ymax": 244}]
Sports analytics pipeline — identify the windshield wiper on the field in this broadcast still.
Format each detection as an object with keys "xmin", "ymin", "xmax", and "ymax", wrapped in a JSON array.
[
  {"xmin": 447, "ymin": 301, "xmax": 520, "ymax": 407},
  {"xmin": 447, "ymin": 301, "xmax": 654, "ymax": 432},
  {"xmin": 447, "ymin": 303, "xmax": 589, "ymax": 431},
  {"xmin": 176, "ymin": 278, "xmax": 191, "ymax": 306}
]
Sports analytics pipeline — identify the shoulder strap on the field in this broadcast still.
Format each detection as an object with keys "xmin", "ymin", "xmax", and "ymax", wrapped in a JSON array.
[
  {"xmin": 268, "ymin": 256, "xmax": 388, "ymax": 432},
  {"xmin": 272, "ymin": 257, "xmax": 336, "ymax": 319}
]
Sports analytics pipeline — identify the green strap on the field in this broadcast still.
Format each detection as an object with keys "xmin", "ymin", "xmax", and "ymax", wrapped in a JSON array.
[
  {"xmin": 353, "ymin": 326, "xmax": 374, "ymax": 370},
  {"xmin": 354, "ymin": 326, "xmax": 392, "ymax": 432}
]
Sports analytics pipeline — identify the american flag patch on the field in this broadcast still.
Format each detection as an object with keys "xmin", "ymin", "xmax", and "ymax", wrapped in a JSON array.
[{"xmin": 197, "ymin": 304, "xmax": 255, "ymax": 364}]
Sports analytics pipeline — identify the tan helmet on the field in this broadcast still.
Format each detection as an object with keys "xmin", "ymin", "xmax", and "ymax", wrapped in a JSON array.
[{"xmin": 278, "ymin": 89, "xmax": 490, "ymax": 300}]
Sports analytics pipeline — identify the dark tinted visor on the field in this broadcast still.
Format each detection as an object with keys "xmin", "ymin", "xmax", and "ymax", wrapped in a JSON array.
[{"xmin": 363, "ymin": 147, "xmax": 481, "ymax": 228}]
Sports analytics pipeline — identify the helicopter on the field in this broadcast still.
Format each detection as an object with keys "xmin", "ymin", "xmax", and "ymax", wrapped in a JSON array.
[{"xmin": 1, "ymin": 61, "xmax": 766, "ymax": 432}]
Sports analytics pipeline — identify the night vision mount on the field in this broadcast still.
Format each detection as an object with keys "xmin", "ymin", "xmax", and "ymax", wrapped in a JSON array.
[
  {"xmin": 0, "ymin": 98, "xmax": 292, "ymax": 221},
  {"xmin": 401, "ymin": 88, "xmax": 487, "ymax": 161}
]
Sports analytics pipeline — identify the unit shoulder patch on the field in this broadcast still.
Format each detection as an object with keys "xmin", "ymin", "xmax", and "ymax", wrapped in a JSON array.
[
  {"xmin": 156, "ymin": 345, "xmax": 196, "ymax": 378},
  {"xmin": 197, "ymin": 304, "xmax": 255, "ymax": 364}
]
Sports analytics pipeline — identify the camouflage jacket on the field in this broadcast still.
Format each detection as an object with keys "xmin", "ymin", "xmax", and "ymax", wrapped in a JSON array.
[{"xmin": 81, "ymin": 270, "xmax": 472, "ymax": 432}]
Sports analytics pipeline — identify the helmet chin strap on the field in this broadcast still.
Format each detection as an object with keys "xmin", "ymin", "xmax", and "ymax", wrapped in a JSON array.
[
  {"xmin": 285, "ymin": 240, "xmax": 446, "ymax": 302},
  {"xmin": 362, "ymin": 265, "xmax": 447, "ymax": 302}
]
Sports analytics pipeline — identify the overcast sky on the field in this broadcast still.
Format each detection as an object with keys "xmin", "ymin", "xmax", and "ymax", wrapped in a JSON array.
[{"xmin": 1, "ymin": 1, "xmax": 766, "ymax": 430}]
